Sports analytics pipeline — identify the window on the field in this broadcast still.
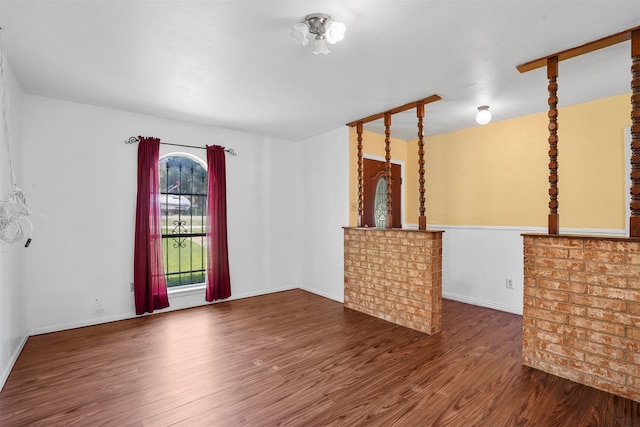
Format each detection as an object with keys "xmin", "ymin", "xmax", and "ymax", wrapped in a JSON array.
[
  {"xmin": 374, "ymin": 176, "xmax": 387, "ymax": 228},
  {"xmin": 159, "ymin": 154, "xmax": 207, "ymax": 288}
]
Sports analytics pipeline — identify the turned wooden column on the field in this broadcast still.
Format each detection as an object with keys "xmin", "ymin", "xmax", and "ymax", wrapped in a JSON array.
[
  {"xmin": 356, "ymin": 121, "xmax": 365, "ymax": 227},
  {"xmin": 547, "ymin": 56, "xmax": 560, "ymax": 235},
  {"xmin": 384, "ymin": 112, "xmax": 393, "ymax": 228},
  {"xmin": 417, "ymin": 102, "xmax": 427, "ymax": 230},
  {"xmin": 517, "ymin": 26, "xmax": 640, "ymax": 236},
  {"xmin": 346, "ymin": 94, "xmax": 441, "ymax": 230},
  {"xmin": 631, "ymin": 30, "xmax": 640, "ymax": 237}
]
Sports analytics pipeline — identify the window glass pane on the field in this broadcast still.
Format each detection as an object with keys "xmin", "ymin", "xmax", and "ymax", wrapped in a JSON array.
[{"xmin": 374, "ymin": 177, "xmax": 387, "ymax": 228}]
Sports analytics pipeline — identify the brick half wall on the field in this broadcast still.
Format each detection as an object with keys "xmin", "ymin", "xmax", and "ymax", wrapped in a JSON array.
[
  {"xmin": 523, "ymin": 234, "xmax": 640, "ymax": 402},
  {"xmin": 343, "ymin": 228, "xmax": 443, "ymax": 335}
]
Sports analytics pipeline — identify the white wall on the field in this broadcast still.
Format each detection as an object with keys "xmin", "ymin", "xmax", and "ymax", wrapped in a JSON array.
[
  {"xmin": 436, "ymin": 226, "xmax": 526, "ymax": 314},
  {"xmin": 0, "ymin": 58, "xmax": 28, "ymax": 390},
  {"xmin": 22, "ymin": 95, "xmax": 303, "ymax": 334},
  {"xmin": 428, "ymin": 224, "xmax": 626, "ymax": 315},
  {"xmin": 299, "ymin": 127, "xmax": 350, "ymax": 302}
]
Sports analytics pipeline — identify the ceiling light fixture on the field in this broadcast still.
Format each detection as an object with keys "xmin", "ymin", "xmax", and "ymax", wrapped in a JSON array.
[
  {"xmin": 476, "ymin": 105, "xmax": 492, "ymax": 125},
  {"xmin": 290, "ymin": 13, "xmax": 346, "ymax": 55}
]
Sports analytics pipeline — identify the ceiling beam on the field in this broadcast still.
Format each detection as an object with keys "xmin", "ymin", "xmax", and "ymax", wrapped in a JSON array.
[
  {"xmin": 346, "ymin": 94, "xmax": 442, "ymax": 127},
  {"xmin": 517, "ymin": 25, "xmax": 640, "ymax": 73}
]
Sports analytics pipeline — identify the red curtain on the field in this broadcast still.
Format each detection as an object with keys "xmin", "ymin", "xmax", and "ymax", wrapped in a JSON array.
[
  {"xmin": 133, "ymin": 137, "xmax": 170, "ymax": 315},
  {"xmin": 205, "ymin": 145, "xmax": 231, "ymax": 301}
]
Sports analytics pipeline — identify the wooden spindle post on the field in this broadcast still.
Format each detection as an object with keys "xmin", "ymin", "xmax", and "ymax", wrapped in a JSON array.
[
  {"xmin": 547, "ymin": 56, "xmax": 560, "ymax": 235},
  {"xmin": 417, "ymin": 102, "xmax": 427, "ymax": 230},
  {"xmin": 356, "ymin": 121, "xmax": 365, "ymax": 228},
  {"xmin": 346, "ymin": 94, "xmax": 441, "ymax": 230},
  {"xmin": 631, "ymin": 30, "xmax": 640, "ymax": 237},
  {"xmin": 384, "ymin": 112, "xmax": 393, "ymax": 229}
]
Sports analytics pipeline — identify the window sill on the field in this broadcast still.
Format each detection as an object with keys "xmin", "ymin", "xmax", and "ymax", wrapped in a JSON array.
[{"xmin": 167, "ymin": 283, "xmax": 206, "ymax": 296}]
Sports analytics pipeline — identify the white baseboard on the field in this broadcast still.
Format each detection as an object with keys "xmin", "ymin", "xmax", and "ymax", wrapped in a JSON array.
[
  {"xmin": 29, "ymin": 284, "xmax": 301, "ymax": 336},
  {"xmin": 0, "ymin": 330, "xmax": 29, "ymax": 392},
  {"xmin": 227, "ymin": 285, "xmax": 299, "ymax": 300},
  {"xmin": 443, "ymin": 292, "xmax": 523, "ymax": 316},
  {"xmin": 299, "ymin": 285, "xmax": 344, "ymax": 303},
  {"xmin": 30, "ymin": 312, "xmax": 135, "ymax": 336}
]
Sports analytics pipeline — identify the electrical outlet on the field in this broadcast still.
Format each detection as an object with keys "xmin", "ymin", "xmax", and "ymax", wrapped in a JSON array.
[
  {"xmin": 95, "ymin": 299, "xmax": 104, "ymax": 314},
  {"xmin": 506, "ymin": 278, "xmax": 514, "ymax": 289}
]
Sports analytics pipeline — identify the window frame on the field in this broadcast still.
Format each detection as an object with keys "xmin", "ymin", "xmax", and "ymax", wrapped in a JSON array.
[{"xmin": 158, "ymin": 152, "xmax": 208, "ymax": 292}]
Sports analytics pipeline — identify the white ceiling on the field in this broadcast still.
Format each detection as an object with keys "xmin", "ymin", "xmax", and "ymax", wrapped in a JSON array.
[{"xmin": 0, "ymin": 1, "xmax": 638, "ymax": 141}]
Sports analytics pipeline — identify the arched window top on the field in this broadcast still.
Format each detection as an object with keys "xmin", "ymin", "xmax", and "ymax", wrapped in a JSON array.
[
  {"xmin": 159, "ymin": 154, "xmax": 207, "ymax": 201},
  {"xmin": 159, "ymin": 152, "xmax": 206, "ymax": 169}
]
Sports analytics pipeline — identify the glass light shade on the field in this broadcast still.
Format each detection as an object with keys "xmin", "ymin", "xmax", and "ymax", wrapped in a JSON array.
[
  {"xmin": 313, "ymin": 38, "xmax": 330, "ymax": 55},
  {"xmin": 290, "ymin": 23, "xmax": 309, "ymax": 46},
  {"xmin": 325, "ymin": 20, "xmax": 346, "ymax": 44},
  {"xmin": 475, "ymin": 106, "xmax": 491, "ymax": 125}
]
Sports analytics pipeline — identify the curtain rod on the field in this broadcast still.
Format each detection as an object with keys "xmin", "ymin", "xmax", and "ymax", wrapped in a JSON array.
[{"xmin": 125, "ymin": 136, "xmax": 237, "ymax": 156}]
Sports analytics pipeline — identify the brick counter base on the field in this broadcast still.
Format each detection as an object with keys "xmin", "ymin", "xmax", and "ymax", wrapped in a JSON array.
[
  {"xmin": 523, "ymin": 234, "xmax": 640, "ymax": 402},
  {"xmin": 344, "ymin": 228, "xmax": 443, "ymax": 335}
]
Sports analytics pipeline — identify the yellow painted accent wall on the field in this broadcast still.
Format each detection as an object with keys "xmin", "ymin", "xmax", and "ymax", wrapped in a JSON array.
[
  {"xmin": 350, "ymin": 93, "xmax": 631, "ymax": 229},
  {"xmin": 348, "ymin": 128, "xmax": 408, "ymax": 227}
]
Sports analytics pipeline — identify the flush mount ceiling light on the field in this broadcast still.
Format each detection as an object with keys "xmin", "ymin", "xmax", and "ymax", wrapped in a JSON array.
[
  {"xmin": 290, "ymin": 13, "xmax": 346, "ymax": 55},
  {"xmin": 476, "ymin": 105, "xmax": 492, "ymax": 125}
]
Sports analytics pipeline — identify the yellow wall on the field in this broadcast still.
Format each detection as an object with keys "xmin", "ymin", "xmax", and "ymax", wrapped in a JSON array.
[{"xmin": 350, "ymin": 93, "xmax": 631, "ymax": 229}]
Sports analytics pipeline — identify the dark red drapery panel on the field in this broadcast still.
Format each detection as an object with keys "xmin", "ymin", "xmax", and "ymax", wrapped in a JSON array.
[
  {"xmin": 205, "ymin": 145, "xmax": 231, "ymax": 301},
  {"xmin": 133, "ymin": 137, "xmax": 170, "ymax": 314}
]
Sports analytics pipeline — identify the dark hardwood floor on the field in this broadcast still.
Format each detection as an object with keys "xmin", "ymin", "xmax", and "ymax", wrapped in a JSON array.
[{"xmin": 1, "ymin": 289, "xmax": 638, "ymax": 426}]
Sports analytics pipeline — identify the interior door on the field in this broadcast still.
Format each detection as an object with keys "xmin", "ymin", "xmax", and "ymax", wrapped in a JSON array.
[{"xmin": 363, "ymin": 158, "xmax": 402, "ymax": 228}]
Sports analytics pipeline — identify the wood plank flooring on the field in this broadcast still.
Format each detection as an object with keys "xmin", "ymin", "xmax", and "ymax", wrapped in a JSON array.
[{"xmin": 1, "ymin": 289, "xmax": 638, "ymax": 426}]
